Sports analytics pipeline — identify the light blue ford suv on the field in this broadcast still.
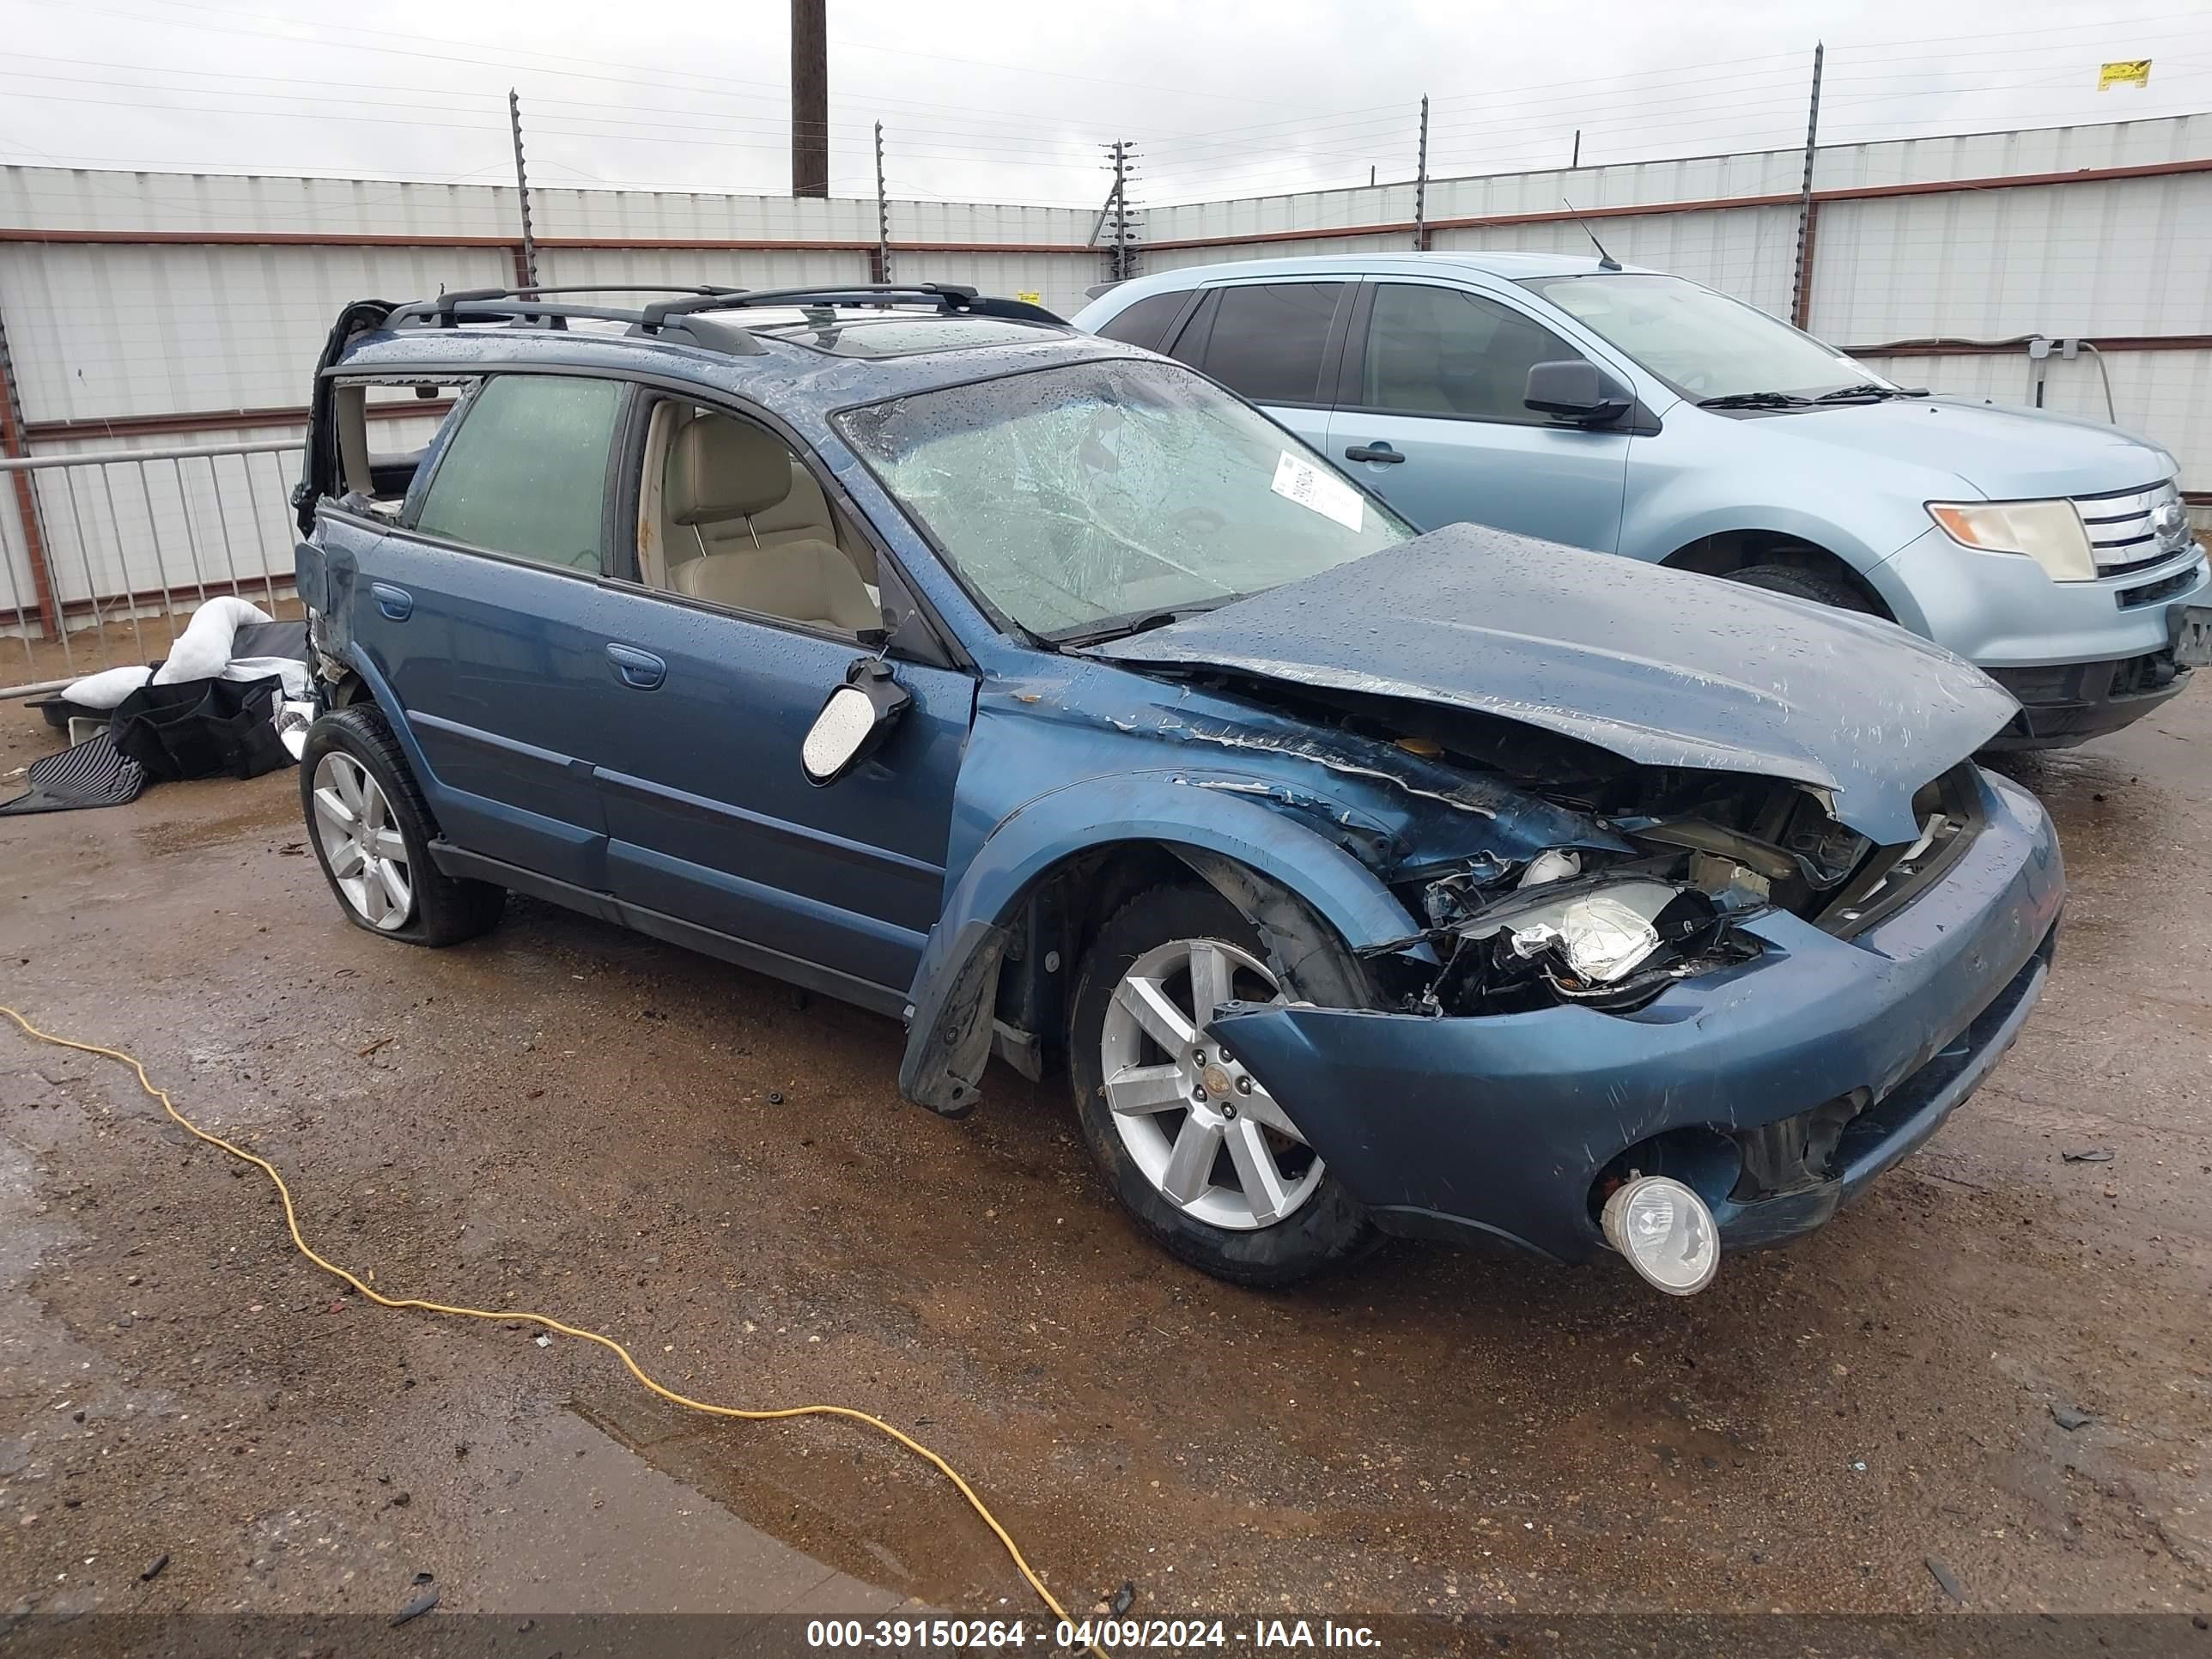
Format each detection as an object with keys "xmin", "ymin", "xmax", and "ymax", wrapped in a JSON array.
[{"xmin": 1075, "ymin": 253, "xmax": 2210, "ymax": 746}]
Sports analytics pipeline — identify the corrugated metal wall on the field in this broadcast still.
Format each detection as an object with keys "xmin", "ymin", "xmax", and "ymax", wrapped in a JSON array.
[{"xmin": 3, "ymin": 111, "xmax": 2208, "ymax": 647}]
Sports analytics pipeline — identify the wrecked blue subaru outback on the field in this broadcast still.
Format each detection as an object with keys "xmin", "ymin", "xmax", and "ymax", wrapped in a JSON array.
[{"xmin": 293, "ymin": 284, "xmax": 2062, "ymax": 1294}]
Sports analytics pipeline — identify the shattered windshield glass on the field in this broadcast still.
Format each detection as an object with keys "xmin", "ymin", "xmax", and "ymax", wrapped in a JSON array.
[{"xmin": 837, "ymin": 359, "xmax": 1412, "ymax": 639}]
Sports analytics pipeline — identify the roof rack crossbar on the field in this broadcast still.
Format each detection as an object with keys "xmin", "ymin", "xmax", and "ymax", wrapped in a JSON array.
[{"xmin": 412, "ymin": 283, "xmax": 744, "ymax": 327}]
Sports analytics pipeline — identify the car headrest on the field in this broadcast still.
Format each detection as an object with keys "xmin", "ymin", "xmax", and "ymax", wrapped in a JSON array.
[{"xmin": 666, "ymin": 415, "xmax": 793, "ymax": 524}]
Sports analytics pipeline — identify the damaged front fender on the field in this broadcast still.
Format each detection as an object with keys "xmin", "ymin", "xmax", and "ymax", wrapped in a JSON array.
[{"xmin": 897, "ymin": 769, "xmax": 1427, "ymax": 1113}]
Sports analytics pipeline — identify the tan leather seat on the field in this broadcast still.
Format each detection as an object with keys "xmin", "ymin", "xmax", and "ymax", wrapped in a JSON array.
[
  {"xmin": 671, "ymin": 540, "xmax": 881, "ymax": 633},
  {"xmin": 663, "ymin": 416, "xmax": 879, "ymax": 634}
]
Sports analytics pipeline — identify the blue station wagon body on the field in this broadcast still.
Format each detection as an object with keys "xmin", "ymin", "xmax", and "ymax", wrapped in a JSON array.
[{"xmin": 292, "ymin": 285, "xmax": 2063, "ymax": 1291}]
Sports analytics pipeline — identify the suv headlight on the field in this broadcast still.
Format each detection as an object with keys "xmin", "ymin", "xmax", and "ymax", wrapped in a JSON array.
[{"xmin": 1927, "ymin": 499, "xmax": 2095, "ymax": 582}]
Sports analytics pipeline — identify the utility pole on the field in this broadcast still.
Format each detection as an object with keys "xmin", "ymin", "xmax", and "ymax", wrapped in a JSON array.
[
  {"xmin": 1413, "ymin": 94, "xmax": 1431, "ymax": 252},
  {"xmin": 1790, "ymin": 41, "xmax": 1824, "ymax": 328},
  {"xmin": 791, "ymin": 0, "xmax": 829, "ymax": 198},
  {"xmin": 1100, "ymin": 140, "xmax": 1138, "ymax": 283},
  {"xmin": 873, "ymin": 121, "xmax": 891, "ymax": 283},
  {"xmin": 507, "ymin": 88, "xmax": 538, "ymax": 289}
]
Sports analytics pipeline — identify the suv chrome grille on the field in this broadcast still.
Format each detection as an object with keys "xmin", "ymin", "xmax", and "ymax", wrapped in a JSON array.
[{"xmin": 2074, "ymin": 477, "xmax": 2197, "ymax": 576}]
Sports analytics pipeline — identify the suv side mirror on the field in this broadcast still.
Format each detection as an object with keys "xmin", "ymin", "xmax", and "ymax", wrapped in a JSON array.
[
  {"xmin": 802, "ymin": 657, "xmax": 911, "ymax": 787},
  {"xmin": 1525, "ymin": 360, "xmax": 1631, "ymax": 425}
]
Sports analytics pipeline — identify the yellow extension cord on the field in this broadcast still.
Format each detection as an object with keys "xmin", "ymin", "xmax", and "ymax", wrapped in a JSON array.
[{"xmin": 1, "ymin": 1003, "xmax": 1095, "ymax": 1642}]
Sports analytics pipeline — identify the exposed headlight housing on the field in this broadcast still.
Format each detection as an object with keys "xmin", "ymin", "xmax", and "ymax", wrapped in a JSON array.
[
  {"xmin": 1601, "ymin": 1174, "xmax": 1720, "ymax": 1295},
  {"xmin": 1927, "ymin": 499, "xmax": 2096, "ymax": 582},
  {"xmin": 1506, "ymin": 889, "xmax": 1666, "ymax": 983}
]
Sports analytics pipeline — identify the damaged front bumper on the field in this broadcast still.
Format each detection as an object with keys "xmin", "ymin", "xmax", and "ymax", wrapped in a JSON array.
[{"xmin": 1207, "ymin": 768, "xmax": 2063, "ymax": 1264}]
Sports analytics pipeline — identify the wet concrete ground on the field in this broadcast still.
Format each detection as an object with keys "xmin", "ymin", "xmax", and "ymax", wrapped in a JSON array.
[{"xmin": 1, "ymin": 688, "xmax": 2208, "ymax": 1631}]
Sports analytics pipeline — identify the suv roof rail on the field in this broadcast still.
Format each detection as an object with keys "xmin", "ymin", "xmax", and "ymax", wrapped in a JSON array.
[
  {"xmin": 379, "ymin": 282, "xmax": 1065, "ymax": 357},
  {"xmin": 636, "ymin": 282, "xmax": 1066, "ymax": 330}
]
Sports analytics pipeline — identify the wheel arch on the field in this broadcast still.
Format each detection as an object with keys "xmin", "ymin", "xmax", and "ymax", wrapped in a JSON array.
[
  {"xmin": 897, "ymin": 779, "xmax": 1424, "ymax": 1117},
  {"xmin": 1660, "ymin": 528, "xmax": 1896, "ymax": 620}
]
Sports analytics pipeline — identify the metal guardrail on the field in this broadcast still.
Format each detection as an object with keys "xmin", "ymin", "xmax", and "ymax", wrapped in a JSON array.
[{"xmin": 0, "ymin": 438, "xmax": 304, "ymax": 694}]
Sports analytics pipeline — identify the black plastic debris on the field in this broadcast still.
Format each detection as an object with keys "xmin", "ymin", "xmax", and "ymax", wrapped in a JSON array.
[
  {"xmin": 138, "ymin": 1553, "xmax": 169, "ymax": 1583},
  {"xmin": 2061, "ymin": 1148, "xmax": 2114, "ymax": 1164},
  {"xmin": 2050, "ymin": 1404, "xmax": 2093, "ymax": 1431},
  {"xmin": 392, "ymin": 1589, "xmax": 439, "ymax": 1627},
  {"xmin": 1109, "ymin": 1582, "xmax": 1136, "ymax": 1617},
  {"xmin": 1924, "ymin": 1556, "xmax": 1963, "ymax": 1601}
]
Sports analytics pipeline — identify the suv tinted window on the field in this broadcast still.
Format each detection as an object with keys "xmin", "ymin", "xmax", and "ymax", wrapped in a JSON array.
[
  {"xmin": 1092, "ymin": 291, "xmax": 1188, "ymax": 352},
  {"xmin": 413, "ymin": 375, "xmax": 621, "ymax": 572},
  {"xmin": 1194, "ymin": 283, "xmax": 1345, "ymax": 404},
  {"xmin": 1360, "ymin": 283, "xmax": 1585, "ymax": 422}
]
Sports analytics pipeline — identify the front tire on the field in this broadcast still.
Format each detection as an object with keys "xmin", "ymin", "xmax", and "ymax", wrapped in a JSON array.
[
  {"xmin": 1068, "ymin": 884, "xmax": 1374, "ymax": 1288},
  {"xmin": 300, "ymin": 704, "xmax": 504, "ymax": 947},
  {"xmin": 1728, "ymin": 562, "xmax": 1875, "ymax": 614}
]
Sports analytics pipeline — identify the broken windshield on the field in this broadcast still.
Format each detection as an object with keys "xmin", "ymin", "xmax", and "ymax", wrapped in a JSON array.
[{"xmin": 837, "ymin": 359, "xmax": 1412, "ymax": 640}]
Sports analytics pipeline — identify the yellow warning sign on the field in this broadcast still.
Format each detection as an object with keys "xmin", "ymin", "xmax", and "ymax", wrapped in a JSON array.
[
  {"xmin": 2099, "ymin": 59, "xmax": 2151, "ymax": 89},
  {"xmin": 1016, "ymin": 290, "xmax": 1042, "ymax": 304}
]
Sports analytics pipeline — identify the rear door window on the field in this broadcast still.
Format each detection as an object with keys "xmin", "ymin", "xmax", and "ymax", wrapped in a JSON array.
[
  {"xmin": 411, "ymin": 374, "xmax": 623, "ymax": 573},
  {"xmin": 1357, "ymin": 283, "xmax": 1587, "ymax": 423},
  {"xmin": 1189, "ymin": 282, "xmax": 1347, "ymax": 405}
]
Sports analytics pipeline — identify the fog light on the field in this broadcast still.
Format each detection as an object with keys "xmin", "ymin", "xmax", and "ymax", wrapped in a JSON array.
[{"xmin": 1601, "ymin": 1175, "xmax": 1719, "ymax": 1295}]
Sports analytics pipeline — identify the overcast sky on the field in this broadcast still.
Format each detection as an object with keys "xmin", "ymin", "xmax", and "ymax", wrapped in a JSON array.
[{"xmin": 0, "ymin": 0, "xmax": 2207, "ymax": 208}]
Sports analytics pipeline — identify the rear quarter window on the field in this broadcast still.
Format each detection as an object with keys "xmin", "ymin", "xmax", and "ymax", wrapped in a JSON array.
[{"xmin": 1091, "ymin": 291, "xmax": 1189, "ymax": 352}]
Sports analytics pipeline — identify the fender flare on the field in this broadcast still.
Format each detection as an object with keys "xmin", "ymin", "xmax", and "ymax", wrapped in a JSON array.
[
  {"xmin": 335, "ymin": 645, "xmax": 444, "ymax": 805},
  {"xmin": 896, "ymin": 773, "xmax": 1425, "ymax": 1114}
]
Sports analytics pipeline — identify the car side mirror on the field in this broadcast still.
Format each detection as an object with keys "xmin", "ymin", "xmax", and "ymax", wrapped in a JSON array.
[
  {"xmin": 1525, "ymin": 360, "xmax": 1631, "ymax": 425},
  {"xmin": 802, "ymin": 657, "xmax": 911, "ymax": 787}
]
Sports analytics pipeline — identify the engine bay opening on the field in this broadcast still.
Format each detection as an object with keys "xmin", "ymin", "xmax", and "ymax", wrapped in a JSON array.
[{"xmin": 1363, "ymin": 744, "xmax": 1984, "ymax": 1018}]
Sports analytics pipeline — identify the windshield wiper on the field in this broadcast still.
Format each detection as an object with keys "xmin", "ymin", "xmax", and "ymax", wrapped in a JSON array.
[
  {"xmin": 1810, "ymin": 384, "xmax": 1931, "ymax": 403},
  {"xmin": 1049, "ymin": 599, "xmax": 1236, "ymax": 649},
  {"xmin": 1696, "ymin": 391, "xmax": 1811, "ymax": 409}
]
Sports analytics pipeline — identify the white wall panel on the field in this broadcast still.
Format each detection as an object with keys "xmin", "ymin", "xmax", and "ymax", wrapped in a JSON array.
[
  {"xmin": 1437, "ymin": 205, "xmax": 1800, "ymax": 315},
  {"xmin": 1808, "ymin": 174, "xmax": 2212, "ymax": 344},
  {"xmin": 1138, "ymin": 232, "xmax": 1407, "ymax": 274},
  {"xmin": 534, "ymin": 245, "xmax": 872, "ymax": 293},
  {"xmin": 0, "ymin": 242, "xmax": 509, "ymax": 422}
]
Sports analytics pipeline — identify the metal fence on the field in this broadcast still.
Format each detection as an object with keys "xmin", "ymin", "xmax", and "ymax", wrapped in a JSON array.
[{"xmin": 0, "ymin": 439, "xmax": 303, "ymax": 694}]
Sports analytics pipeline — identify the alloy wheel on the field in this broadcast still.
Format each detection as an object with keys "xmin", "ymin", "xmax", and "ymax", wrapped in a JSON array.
[
  {"xmin": 1097, "ymin": 937, "xmax": 1323, "ymax": 1231},
  {"xmin": 311, "ymin": 752, "xmax": 415, "ymax": 932}
]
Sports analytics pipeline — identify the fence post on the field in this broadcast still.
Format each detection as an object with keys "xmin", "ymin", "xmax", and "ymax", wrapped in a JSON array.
[
  {"xmin": 1790, "ymin": 42, "xmax": 1825, "ymax": 329},
  {"xmin": 873, "ymin": 122, "xmax": 893, "ymax": 284},
  {"xmin": 1413, "ymin": 94, "xmax": 1431, "ymax": 252},
  {"xmin": 0, "ymin": 296, "xmax": 60, "ymax": 640},
  {"xmin": 509, "ymin": 89, "xmax": 540, "ymax": 289}
]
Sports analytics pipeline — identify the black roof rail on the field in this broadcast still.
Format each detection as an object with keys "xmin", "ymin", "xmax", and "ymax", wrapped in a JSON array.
[
  {"xmin": 405, "ymin": 283, "xmax": 745, "ymax": 328},
  {"xmin": 376, "ymin": 281, "xmax": 1066, "ymax": 357},
  {"xmin": 638, "ymin": 283, "xmax": 1066, "ymax": 331}
]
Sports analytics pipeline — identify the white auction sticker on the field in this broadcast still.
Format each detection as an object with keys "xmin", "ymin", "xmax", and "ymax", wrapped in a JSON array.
[{"xmin": 1270, "ymin": 450, "xmax": 1365, "ymax": 532}]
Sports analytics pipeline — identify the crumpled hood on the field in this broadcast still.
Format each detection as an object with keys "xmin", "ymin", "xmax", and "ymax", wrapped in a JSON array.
[
  {"xmin": 1090, "ymin": 524, "xmax": 2019, "ymax": 844},
  {"xmin": 1734, "ymin": 395, "xmax": 2177, "ymax": 500}
]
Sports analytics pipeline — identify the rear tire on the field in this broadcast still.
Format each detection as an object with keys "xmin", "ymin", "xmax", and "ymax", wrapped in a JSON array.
[
  {"xmin": 1068, "ymin": 883, "xmax": 1375, "ymax": 1288},
  {"xmin": 300, "ymin": 703, "xmax": 504, "ymax": 948},
  {"xmin": 1729, "ymin": 562, "xmax": 1875, "ymax": 614}
]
